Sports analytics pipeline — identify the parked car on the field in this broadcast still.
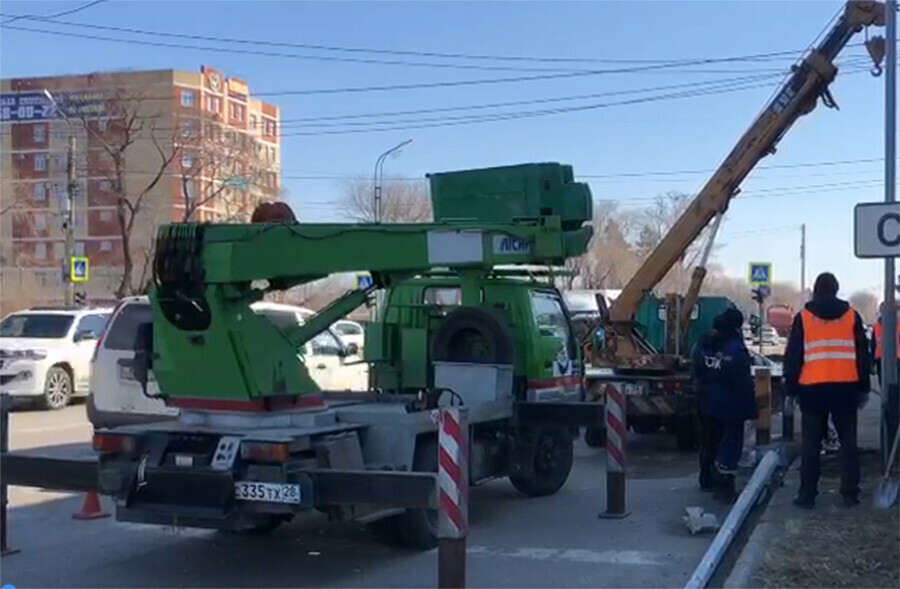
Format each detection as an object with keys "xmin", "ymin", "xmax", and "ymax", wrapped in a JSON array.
[
  {"xmin": 0, "ymin": 306, "xmax": 112, "ymax": 409},
  {"xmin": 88, "ymin": 297, "xmax": 367, "ymax": 429},
  {"xmin": 332, "ymin": 319, "xmax": 365, "ymax": 351}
]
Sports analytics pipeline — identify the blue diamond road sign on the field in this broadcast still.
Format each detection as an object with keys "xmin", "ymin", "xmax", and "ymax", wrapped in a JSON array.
[
  {"xmin": 748, "ymin": 262, "xmax": 771, "ymax": 287},
  {"xmin": 70, "ymin": 256, "xmax": 89, "ymax": 283}
]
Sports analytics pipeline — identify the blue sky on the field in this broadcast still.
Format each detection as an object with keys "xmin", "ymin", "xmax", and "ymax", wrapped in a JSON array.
[{"xmin": 0, "ymin": 0, "xmax": 893, "ymax": 296}]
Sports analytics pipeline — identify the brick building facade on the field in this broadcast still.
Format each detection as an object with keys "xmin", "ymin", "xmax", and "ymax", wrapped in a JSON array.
[{"xmin": 0, "ymin": 66, "xmax": 281, "ymax": 311}]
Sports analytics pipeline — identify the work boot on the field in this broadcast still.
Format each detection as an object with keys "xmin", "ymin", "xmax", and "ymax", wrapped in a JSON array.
[
  {"xmin": 699, "ymin": 466, "xmax": 715, "ymax": 493},
  {"xmin": 713, "ymin": 472, "xmax": 736, "ymax": 503}
]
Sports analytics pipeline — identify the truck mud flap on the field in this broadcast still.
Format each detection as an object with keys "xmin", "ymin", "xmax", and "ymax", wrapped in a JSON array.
[{"xmin": 513, "ymin": 401, "xmax": 606, "ymax": 428}]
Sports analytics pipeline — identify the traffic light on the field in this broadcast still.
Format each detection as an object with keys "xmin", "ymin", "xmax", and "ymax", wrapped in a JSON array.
[
  {"xmin": 751, "ymin": 286, "xmax": 770, "ymax": 304},
  {"xmin": 74, "ymin": 291, "xmax": 87, "ymax": 307}
]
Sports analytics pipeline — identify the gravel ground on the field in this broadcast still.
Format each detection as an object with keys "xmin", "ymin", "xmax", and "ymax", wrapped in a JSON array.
[{"xmin": 760, "ymin": 450, "xmax": 900, "ymax": 589}]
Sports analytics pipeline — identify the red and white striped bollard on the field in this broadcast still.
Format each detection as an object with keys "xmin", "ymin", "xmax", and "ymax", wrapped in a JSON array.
[
  {"xmin": 599, "ymin": 382, "xmax": 630, "ymax": 519},
  {"xmin": 436, "ymin": 406, "xmax": 468, "ymax": 589}
]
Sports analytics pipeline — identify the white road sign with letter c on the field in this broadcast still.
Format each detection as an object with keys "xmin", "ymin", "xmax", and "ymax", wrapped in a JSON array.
[{"xmin": 854, "ymin": 202, "xmax": 900, "ymax": 259}]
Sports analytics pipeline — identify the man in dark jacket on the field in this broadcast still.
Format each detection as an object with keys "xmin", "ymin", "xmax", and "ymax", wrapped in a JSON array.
[
  {"xmin": 692, "ymin": 307, "xmax": 757, "ymax": 502},
  {"xmin": 784, "ymin": 272, "xmax": 870, "ymax": 508}
]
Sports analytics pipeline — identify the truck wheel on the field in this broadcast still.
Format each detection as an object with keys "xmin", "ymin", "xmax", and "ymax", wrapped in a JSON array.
[
  {"xmin": 368, "ymin": 436, "xmax": 439, "ymax": 550},
  {"xmin": 41, "ymin": 365, "xmax": 72, "ymax": 410},
  {"xmin": 430, "ymin": 307, "xmax": 513, "ymax": 364},
  {"xmin": 584, "ymin": 426, "xmax": 606, "ymax": 448},
  {"xmin": 675, "ymin": 415, "xmax": 699, "ymax": 452},
  {"xmin": 510, "ymin": 427, "xmax": 574, "ymax": 497}
]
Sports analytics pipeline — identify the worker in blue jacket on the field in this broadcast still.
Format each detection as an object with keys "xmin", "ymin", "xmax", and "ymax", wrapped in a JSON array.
[{"xmin": 692, "ymin": 307, "xmax": 758, "ymax": 502}]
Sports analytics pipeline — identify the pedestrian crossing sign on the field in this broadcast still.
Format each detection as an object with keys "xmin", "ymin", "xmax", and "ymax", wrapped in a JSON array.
[
  {"xmin": 356, "ymin": 273, "xmax": 373, "ymax": 290},
  {"xmin": 748, "ymin": 262, "xmax": 771, "ymax": 286},
  {"xmin": 70, "ymin": 256, "xmax": 89, "ymax": 283}
]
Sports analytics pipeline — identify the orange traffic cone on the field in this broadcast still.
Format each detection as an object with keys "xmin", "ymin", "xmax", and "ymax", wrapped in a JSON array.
[{"xmin": 72, "ymin": 492, "xmax": 110, "ymax": 520}]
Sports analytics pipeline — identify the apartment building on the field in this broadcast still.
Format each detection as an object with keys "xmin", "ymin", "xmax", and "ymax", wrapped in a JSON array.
[{"xmin": 0, "ymin": 65, "xmax": 281, "ymax": 309}]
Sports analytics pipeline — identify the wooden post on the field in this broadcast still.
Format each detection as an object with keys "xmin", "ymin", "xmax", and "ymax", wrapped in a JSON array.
[{"xmin": 755, "ymin": 368, "xmax": 772, "ymax": 446}]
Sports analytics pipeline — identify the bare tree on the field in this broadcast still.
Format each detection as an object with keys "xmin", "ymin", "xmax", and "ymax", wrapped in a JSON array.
[
  {"xmin": 177, "ymin": 117, "xmax": 278, "ymax": 223},
  {"xmin": 80, "ymin": 84, "xmax": 180, "ymax": 298},
  {"xmin": 342, "ymin": 178, "xmax": 431, "ymax": 223},
  {"xmin": 850, "ymin": 290, "xmax": 879, "ymax": 324}
]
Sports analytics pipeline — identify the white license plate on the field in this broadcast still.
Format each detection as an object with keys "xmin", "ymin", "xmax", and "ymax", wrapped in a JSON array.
[
  {"xmin": 234, "ymin": 482, "xmax": 301, "ymax": 504},
  {"xmin": 118, "ymin": 365, "xmax": 135, "ymax": 381}
]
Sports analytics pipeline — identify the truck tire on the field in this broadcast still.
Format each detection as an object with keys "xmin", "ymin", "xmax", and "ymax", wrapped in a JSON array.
[
  {"xmin": 675, "ymin": 415, "xmax": 699, "ymax": 452},
  {"xmin": 430, "ymin": 307, "xmax": 513, "ymax": 365},
  {"xmin": 584, "ymin": 426, "xmax": 606, "ymax": 448},
  {"xmin": 510, "ymin": 427, "xmax": 574, "ymax": 497},
  {"xmin": 368, "ymin": 436, "xmax": 439, "ymax": 550}
]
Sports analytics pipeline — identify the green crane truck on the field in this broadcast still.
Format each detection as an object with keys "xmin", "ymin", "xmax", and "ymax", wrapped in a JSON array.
[{"xmin": 92, "ymin": 162, "xmax": 603, "ymax": 548}]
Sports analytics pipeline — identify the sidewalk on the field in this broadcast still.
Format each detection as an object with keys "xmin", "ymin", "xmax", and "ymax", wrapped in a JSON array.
[{"xmin": 730, "ymin": 394, "xmax": 900, "ymax": 589}]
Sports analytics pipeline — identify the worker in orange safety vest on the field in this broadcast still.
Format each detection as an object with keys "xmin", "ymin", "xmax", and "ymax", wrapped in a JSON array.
[
  {"xmin": 784, "ymin": 272, "xmax": 871, "ymax": 509},
  {"xmin": 873, "ymin": 302, "xmax": 900, "ymax": 388}
]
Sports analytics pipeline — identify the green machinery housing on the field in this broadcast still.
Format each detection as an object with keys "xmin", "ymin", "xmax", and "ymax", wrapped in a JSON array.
[{"xmin": 146, "ymin": 163, "xmax": 593, "ymax": 405}]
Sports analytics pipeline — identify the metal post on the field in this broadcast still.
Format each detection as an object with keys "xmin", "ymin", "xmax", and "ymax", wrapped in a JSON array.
[
  {"xmin": 0, "ymin": 393, "xmax": 20, "ymax": 556},
  {"xmin": 437, "ymin": 407, "xmax": 468, "ymax": 589},
  {"xmin": 800, "ymin": 223, "xmax": 806, "ymax": 302},
  {"xmin": 758, "ymin": 298, "xmax": 765, "ymax": 357},
  {"xmin": 883, "ymin": 0, "xmax": 900, "ymax": 468},
  {"xmin": 372, "ymin": 139, "xmax": 413, "ymax": 225},
  {"xmin": 599, "ymin": 382, "xmax": 629, "ymax": 519},
  {"xmin": 64, "ymin": 133, "xmax": 76, "ymax": 307},
  {"xmin": 755, "ymin": 368, "xmax": 772, "ymax": 446}
]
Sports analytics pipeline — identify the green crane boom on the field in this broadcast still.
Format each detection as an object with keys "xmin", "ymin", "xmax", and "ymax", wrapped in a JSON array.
[{"xmin": 145, "ymin": 163, "xmax": 593, "ymax": 408}]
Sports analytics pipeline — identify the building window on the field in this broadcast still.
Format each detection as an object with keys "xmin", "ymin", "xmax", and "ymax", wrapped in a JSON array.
[
  {"xmin": 249, "ymin": 114, "xmax": 257, "ymax": 129},
  {"xmin": 52, "ymin": 155, "xmax": 65, "ymax": 171},
  {"xmin": 206, "ymin": 96, "xmax": 221, "ymax": 113},
  {"xmin": 181, "ymin": 90, "xmax": 196, "ymax": 108},
  {"xmin": 181, "ymin": 120, "xmax": 198, "ymax": 138},
  {"xmin": 75, "ymin": 212, "xmax": 87, "ymax": 230},
  {"xmin": 53, "ymin": 124, "xmax": 66, "ymax": 140},
  {"xmin": 34, "ymin": 154, "xmax": 47, "ymax": 171},
  {"xmin": 75, "ymin": 242, "xmax": 85, "ymax": 256},
  {"xmin": 230, "ymin": 103, "xmax": 245, "ymax": 121},
  {"xmin": 100, "ymin": 240, "xmax": 112, "ymax": 252},
  {"xmin": 34, "ymin": 213, "xmax": 47, "ymax": 231},
  {"xmin": 183, "ymin": 181, "xmax": 196, "ymax": 203},
  {"xmin": 181, "ymin": 154, "xmax": 194, "ymax": 170},
  {"xmin": 34, "ymin": 243, "xmax": 47, "ymax": 260},
  {"xmin": 100, "ymin": 210, "xmax": 112, "ymax": 222},
  {"xmin": 33, "ymin": 125, "xmax": 46, "ymax": 142},
  {"xmin": 34, "ymin": 183, "xmax": 47, "ymax": 201},
  {"xmin": 53, "ymin": 242, "xmax": 64, "ymax": 260},
  {"xmin": 99, "ymin": 180, "xmax": 111, "ymax": 191}
]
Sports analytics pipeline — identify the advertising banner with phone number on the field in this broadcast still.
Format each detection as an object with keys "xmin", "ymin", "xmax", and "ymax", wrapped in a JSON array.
[{"xmin": 0, "ymin": 91, "xmax": 110, "ymax": 122}]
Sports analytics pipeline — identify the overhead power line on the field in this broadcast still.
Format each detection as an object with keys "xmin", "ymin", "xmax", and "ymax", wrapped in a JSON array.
[
  {"xmin": 0, "ymin": 12, "xmax": 862, "ymax": 67},
  {"xmin": 0, "ymin": 0, "xmax": 106, "ymax": 25},
  {"xmin": 0, "ymin": 22, "xmax": 834, "ymax": 78}
]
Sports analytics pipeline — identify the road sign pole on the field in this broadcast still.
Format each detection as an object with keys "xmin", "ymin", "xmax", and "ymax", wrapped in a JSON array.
[{"xmin": 883, "ymin": 0, "xmax": 899, "ymax": 469}]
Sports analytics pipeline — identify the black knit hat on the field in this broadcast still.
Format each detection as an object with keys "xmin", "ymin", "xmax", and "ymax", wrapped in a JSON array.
[
  {"xmin": 714, "ymin": 307, "xmax": 744, "ymax": 333},
  {"xmin": 813, "ymin": 272, "xmax": 839, "ymax": 298}
]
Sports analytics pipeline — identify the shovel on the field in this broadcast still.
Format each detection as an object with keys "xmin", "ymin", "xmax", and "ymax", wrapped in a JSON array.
[{"xmin": 874, "ymin": 421, "xmax": 900, "ymax": 509}]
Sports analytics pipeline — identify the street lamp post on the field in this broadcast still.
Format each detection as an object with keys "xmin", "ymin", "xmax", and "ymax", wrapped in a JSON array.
[
  {"xmin": 43, "ymin": 89, "xmax": 76, "ymax": 307},
  {"xmin": 372, "ymin": 139, "xmax": 413, "ymax": 224}
]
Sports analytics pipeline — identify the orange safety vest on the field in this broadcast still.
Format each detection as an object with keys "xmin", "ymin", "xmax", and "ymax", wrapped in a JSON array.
[
  {"xmin": 798, "ymin": 309, "xmax": 859, "ymax": 386},
  {"xmin": 874, "ymin": 321, "xmax": 900, "ymax": 359}
]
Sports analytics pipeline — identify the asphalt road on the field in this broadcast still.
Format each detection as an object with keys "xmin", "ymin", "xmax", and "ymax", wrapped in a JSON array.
[{"xmin": 1, "ymin": 404, "xmax": 725, "ymax": 588}]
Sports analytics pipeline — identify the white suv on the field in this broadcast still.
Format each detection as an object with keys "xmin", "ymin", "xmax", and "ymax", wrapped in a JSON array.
[
  {"xmin": 88, "ymin": 297, "xmax": 368, "ymax": 429},
  {"xmin": 0, "ymin": 306, "xmax": 112, "ymax": 410}
]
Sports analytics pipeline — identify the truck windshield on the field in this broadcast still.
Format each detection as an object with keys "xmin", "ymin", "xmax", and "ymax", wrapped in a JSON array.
[{"xmin": 0, "ymin": 314, "xmax": 74, "ymax": 339}]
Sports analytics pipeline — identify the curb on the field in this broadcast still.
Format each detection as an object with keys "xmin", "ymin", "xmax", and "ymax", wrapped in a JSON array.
[{"xmin": 723, "ymin": 451, "xmax": 799, "ymax": 589}]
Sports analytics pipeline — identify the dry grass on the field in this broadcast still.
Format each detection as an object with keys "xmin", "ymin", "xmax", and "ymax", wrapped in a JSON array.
[{"xmin": 761, "ymin": 452, "xmax": 900, "ymax": 589}]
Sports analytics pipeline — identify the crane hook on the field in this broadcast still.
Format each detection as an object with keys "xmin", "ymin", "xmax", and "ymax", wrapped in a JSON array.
[{"xmin": 871, "ymin": 64, "xmax": 884, "ymax": 78}]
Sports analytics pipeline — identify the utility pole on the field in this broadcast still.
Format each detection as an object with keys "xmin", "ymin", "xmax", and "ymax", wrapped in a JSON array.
[
  {"xmin": 64, "ymin": 133, "xmax": 76, "ymax": 307},
  {"xmin": 799, "ymin": 223, "xmax": 806, "ymax": 303},
  {"xmin": 44, "ymin": 89, "xmax": 76, "ymax": 307},
  {"xmin": 883, "ymin": 0, "xmax": 899, "ymax": 465}
]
